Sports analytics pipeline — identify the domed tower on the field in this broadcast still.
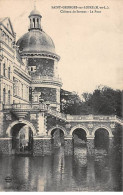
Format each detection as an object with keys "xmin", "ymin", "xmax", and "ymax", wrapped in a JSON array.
[{"xmin": 17, "ymin": 7, "xmax": 62, "ymax": 111}]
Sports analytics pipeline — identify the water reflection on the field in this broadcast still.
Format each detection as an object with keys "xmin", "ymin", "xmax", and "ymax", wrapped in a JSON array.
[{"xmin": 0, "ymin": 146, "xmax": 122, "ymax": 191}]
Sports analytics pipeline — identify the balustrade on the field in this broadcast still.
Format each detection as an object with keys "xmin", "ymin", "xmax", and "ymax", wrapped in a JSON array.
[
  {"xmin": 66, "ymin": 114, "xmax": 118, "ymax": 121},
  {"xmin": 3, "ymin": 104, "xmax": 123, "ymax": 124},
  {"xmin": 32, "ymin": 75, "xmax": 62, "ymax": 83}
]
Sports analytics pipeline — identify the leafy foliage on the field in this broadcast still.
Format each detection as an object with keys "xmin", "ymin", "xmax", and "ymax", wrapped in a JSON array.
[{"xmin": 60, "ymin": 86, "xmax": 122, "ymax": 117}]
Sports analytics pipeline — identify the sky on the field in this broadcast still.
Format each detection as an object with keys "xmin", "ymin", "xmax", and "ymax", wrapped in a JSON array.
[{"xmin": 0, "ymin": 0, "xmax": 123, "ymax": 95}]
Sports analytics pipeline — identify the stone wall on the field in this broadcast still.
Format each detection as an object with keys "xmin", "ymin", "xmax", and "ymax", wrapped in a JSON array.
[
  {"xmin": 0, "ymin": 138, "xmax": 12, "ymax": 155},
  {"xmin": 64, "ymin": 138, "xmax": 73, "ymax": 155},
  {"xmin": 43, "ymin": 139, "xmax": 52, "ymax": 155},
  {"xmin": 87, "ymin": 139, "xmax": 94, "ymax": 155},
  {"xmin": 28, "ymin": 58, "xmax": 54, "ymax": 77},
  {"xmin": 33, "ymin": 138, "xmax": 52, "ymax": 156}
]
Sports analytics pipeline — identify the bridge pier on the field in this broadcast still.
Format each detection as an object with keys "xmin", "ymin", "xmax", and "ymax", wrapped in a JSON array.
[
  {"xmin": 0, "ymin": 138, "xmax": 12, "ymax": 155},
  {"xmin": 64, "ymin": 136, "xmax": 95, "ymax": 156},
  {"xmin": 64, "ymin": 136, "xmax": 73, "ymax": 155},
  {"xmin": 33, "ymin": 137, "xmax": 52, "ymax": 156},
  {"xmin": 87, "ymin": 137, "xmax": 94, "ymax": 155}
]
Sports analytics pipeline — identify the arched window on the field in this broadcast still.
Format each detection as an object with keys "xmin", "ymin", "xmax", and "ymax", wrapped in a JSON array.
[
  {"xmin": 3, "ymin": 63, "xmax": 6, "ymax": 76},
  {"xmin": 8, "ymin": 90, "xmax": 11, "ymax": 104},
  {"xmin": 8, "ymin": 66, "xmax": 10, "ymax": 79},
  {"xmin": 3, "ymin": 88, "xmax": 6, "ymax": 104},
  {"xmin": 33, "ymin": 18, "xmax": 35, "ymax": 28}
]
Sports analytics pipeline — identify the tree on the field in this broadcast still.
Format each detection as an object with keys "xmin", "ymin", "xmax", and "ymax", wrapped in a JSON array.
[
  {"xmin": 60, "ymin": 89, "xmax": 81, "ymax": 114},
  {"xmin": 60, "ymin": 86, "xmax": 122, "ymax": 117}
]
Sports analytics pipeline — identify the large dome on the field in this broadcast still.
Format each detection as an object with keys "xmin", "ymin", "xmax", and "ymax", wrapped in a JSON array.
[{"xmin": 17, "ymin": 30, "xmax": 56, "ymax": 54}]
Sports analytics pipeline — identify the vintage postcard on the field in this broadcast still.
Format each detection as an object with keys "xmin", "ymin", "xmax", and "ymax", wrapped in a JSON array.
[{"xmin": 0, "ymin": 0, "xmax": 122, "ymax": 192}]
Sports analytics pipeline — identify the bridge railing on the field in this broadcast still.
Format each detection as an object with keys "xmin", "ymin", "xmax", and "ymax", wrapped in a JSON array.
[
  {"xmin": 93, "ymin": 115, "xmax": 116, "ymax": 120},
  {"xmin": 66, "ymin": 115, "xmax": 89, "ymax": 120},
  {"xmin": 47, "ymin": 107, "xmax": 67, "ymax": 120},
  {"xmin": 66, "ymin": 114, "xmax": 117, "ymax": 121}
]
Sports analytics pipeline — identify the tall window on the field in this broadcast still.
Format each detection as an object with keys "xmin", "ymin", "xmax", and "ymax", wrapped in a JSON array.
[
  {"xmin": 8, "ymin": 90, "xmax": 11, "ymax": 104},
  {"xmin": 3, "ymin": 88, "xmax": 6, "ymax": 104},
  {"xmin": 33, "ymin": 18, "xmax": 35, "ymax": 28},
  {"xmin": 3, "ymin": 63, "xmax": 6, "ymax": 76},
  {"xmin": 8, "ymin": 66, "xmax": 10, "ymax": 79}
]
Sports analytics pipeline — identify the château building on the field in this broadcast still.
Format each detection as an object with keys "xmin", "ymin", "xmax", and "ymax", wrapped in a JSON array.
[{"xmin": 0, "ymin": 7, "xmax": 121, "ymax": 156}]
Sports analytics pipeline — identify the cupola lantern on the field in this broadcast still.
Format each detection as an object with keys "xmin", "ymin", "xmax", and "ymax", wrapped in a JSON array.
[{"xmin": 28, "ymin": 6, "xmax": 42, "ymax": 30}]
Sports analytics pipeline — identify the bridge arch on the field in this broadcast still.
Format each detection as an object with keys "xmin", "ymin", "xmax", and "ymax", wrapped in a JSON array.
[
  {"xmin": 48, "ymin": 125, "xmax": 67, "ymax": 136},
  {"xmin": 70, "ymin": 125, "xmax": 90, "ymax": 136},
  {"xmin": 92, "ymin": 125, "xmax": 113, "ymax": 138},
  {"xmin": 6, "ymin": 119, "xmax": 37, "ymax": 137}
]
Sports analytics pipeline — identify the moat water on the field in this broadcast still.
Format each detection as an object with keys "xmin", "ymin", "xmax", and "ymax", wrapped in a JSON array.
[{"xmin": 0, "ymin": 146, "xmax": 122, "ymax": 192}]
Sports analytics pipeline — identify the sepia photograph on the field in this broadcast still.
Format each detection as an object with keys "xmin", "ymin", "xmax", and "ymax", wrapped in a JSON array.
[{"xmin": 0, "ymin": 0, "xmax": 122, "ymax": 192}]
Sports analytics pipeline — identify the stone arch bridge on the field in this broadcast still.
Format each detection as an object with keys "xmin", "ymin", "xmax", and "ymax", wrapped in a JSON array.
[{"xmin": 0, "ymin": 103, "xmax": 122, "ymax": 156}]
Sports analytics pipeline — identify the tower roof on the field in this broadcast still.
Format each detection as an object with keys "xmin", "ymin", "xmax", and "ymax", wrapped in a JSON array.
[
  {"xmin": 29, "ymin": 7, "xmax": 41, "ymax": 17},
  {"xmin": 17, "ymin": 30, "xmax": 56, "ymax": 54},
  {"xmin": 17, "ymin": 8, "xmax": 60, "ymax": 60}
]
